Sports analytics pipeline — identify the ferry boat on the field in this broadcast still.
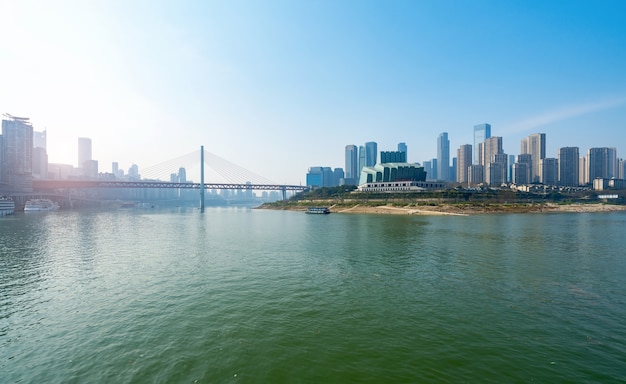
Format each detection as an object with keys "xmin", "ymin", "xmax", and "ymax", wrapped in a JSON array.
[
  {"xmin": 306, "ymin": 207, "xmax": 331, "ymax": 214},
  {"xmin": 24, "ymin": 199, "xmax": 60, "ymax": 212},
  {"xmin": 0, "ymin": 196, "xmax": 15, "ymax": 216}
]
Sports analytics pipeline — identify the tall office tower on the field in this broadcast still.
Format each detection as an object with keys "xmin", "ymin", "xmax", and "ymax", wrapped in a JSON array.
[
  {"xmin": 579, "ymin": 156, "xmax": 588, "ymax": 185},
  {"xmin": 358, "ymin": 145, "xmax": 366, "ymax": 176},
  {"xmin": 397, "ymin": 142, "xmax": 407, "ymax": 161},
  {"xmin": 482, "ymin": 136, "xmax": 503, "ymax": 165},
  {"xmin": 306, "ymin": 167, "xmax": 324, "ymax": 187},
  {"xmin": 588, "ymin": 147, "xmax": 615, "ymax": 180},
  {"xmin": 473, "ymin": 123, "xmax": 491, "ymax": 164},
  {"xmin": 456, "ymin": 144, "xmax": 472, "ymax": 184},
  {"xmin": 78, "ymin": 137, "xmax": 92, "ymax": 169},
  {"xmin": 619, "ymin": 158, "xmax": 626, "ymax": 180},
  {"xmin": 332, "ymin": 168, "xmax": 344, "ymax": 186},
  {"xmin": 431, "ymin": 158, "xmax": 438, "ymax": 180},
  {"xmin": 365, "ymin": 142, "xmax": 378, "ymax": 166},
  {"xmin": 608, "ymin": 148, "xmax": 618, "ymax": 178},
  {"xmin": 345, "ymin": 145, "xmax": 358, "ymax": 181},
  {"xmin": 451, "ymin": 157, "xmax": 457, "ymax": 182},
  {"xmin": 112, "ymin": 162, "xmax": 119, "ymax": 176},
  {"xmin": 515, "ymin": 154, "xmax": 532, "ymax": 184},
  {"xmin": 486, "ymin": 153, "xmax": 508, "ymax": 186},
  {"xmin": 540, "ymin": 158, "xmax": 558, "ymax": 186},
  {"xmin": 558, "ymin": 147, "xmax": 579, "ymax": 186},
  {"xmin": 178, "ymin": 167, "xmax": 187, "ymax": 183},
  {"xmin": 520, "ymin": 133, "xmax": 546, "ymax": 183},
  {"xmin": 1, "ymin": 114, "xmax": 34, "ymax": 192},
  {"xmin": 483, "ymin": 137, "xmax": 504, "ymax": 185},
  {"xmin": 508, "ymin": 154, "xmax": 515, "ymax": 183},
  {"xmin": 468, "ymin": 165, "xmax": 484, "ymax": 186},
  {"xmin": 437, "ymin": 132, "xmax": 450, "ymax": 181}
]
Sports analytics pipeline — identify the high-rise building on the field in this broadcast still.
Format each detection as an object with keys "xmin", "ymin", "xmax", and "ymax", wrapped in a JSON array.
[
  {"xmin": 450, "ymin": 157, "xmax": 457, "ymax": 182},
  {"xmin": 521, "ymin": 133, "xmax": 546, "ymax": 183},
  {"xmin": 619, "ymin": 158, "xmax": 626, "ymax": 180},
  {"xmin": 358, "ymin": 145, "xmax": 366, "ymax": 176},
  {"xmin": 468, "ymin": 165, "xmax": 484, "ymax": 186},
  {"xmin": 437, "ymin": 132, "xmax": 450, "ymax": 181},
  {"xmin": 558, "ymin": 147, "xmax": 579, "ymax": 186},
  {"xmin": 514, "ymin": 154, "xmax": 532, "ymax": 184},
  {"xmin": 422, "ymin": 160, "xmax": 432, "ymax": 180},
  {"xmin": 540, "ymin": 158, "xmax": 558, "ymax": 185},
  {"xmin": 473, "ymin": 123, "xmax": 491, "ymax": 164},
  {"xmin": 306, "ymin": 167, "xmax": 323, "ymax": 187},
  {"xmin": 1, "ymin": 114, "xmax": 34, "ymax": 192},
  {"xmin": 588, "ymin": 147, "xmax": 617, "ymax": 181},
  {"xmin": 365, "ymin": 142, "xmax": 377, "ymax": 167},
  {"xmin": 397, "ymin": 142, "xmax": 407, "ymax": 161},
  {"xmin": 483, "ymin": 137, "xmax": 505, "ymax": 186},
  {"xmin": 78, "ymin": 137, "xmax": 92, "ymax": 169},
  {"xmin": 33, "ymin": 130, "xmax": 47, "ymax": 149},
  {"xmin": 456, "ymin": 144, "xmax": 472, "ymax": 184},
  {"xmin": 345, "ymin": 145, "xmax": 358, "ymax": 181},
  {"xmin": 579, "ymin": 156, "xmax": 588, "ymax": 185}
]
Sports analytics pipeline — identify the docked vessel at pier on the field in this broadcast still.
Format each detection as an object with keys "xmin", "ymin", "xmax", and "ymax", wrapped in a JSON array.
[
  {"xmin": 24, "ymin": 199, "xmax": 59, "ymax": 212},
  {"xmin": 0, "ymin": 196, "xmax": 15, "ymax": 216}
]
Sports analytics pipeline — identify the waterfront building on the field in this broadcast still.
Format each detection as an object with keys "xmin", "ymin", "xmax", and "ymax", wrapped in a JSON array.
[
  {"xmin": 520, "ymin": 133, "xmax": 546, "ymax": 183},
  {"xmin": 473, "ymin": 123, "xmax": 491, "ymax": 164},
  {"xmin": 456, "ymin": 144, "xmax": 472, "ymax": 184},
  {"xmin": 380, "ymin": 151, "xmax": 406, "ymax": 163},
  {"xmin": 508, "ymin": 154, "xmax": 515, "ymax": 183},
  {"xmin": 357, "ymin": 180, "xmax": 446, "ymax": 193},
  {"xmin": 619, "ymin": 159, "xmax": 626, "ymax": 180},
  {"xmin": 345, "ymin": 145, "xmax": 358, "ymax": 182},
  {"xmin": 365, "ymin": 141, "xmax": 377, "ymax": 167},
  {"xmin": 588, "ymin": 147, "xmax": 617, "ymax": 181},
  {"xmin": 558, "ymin": 147, "xmax": 579, "ymax": 186},
  {"xmin": 437, "ymin": 132, "xmax": 450, "ymax": 181},
  {"xmin": 358, "ymin": 162, "xmax": 427, "ymax": 185},
  {"xmin": 540, "ymin": 158, "xmax": 558, "ymax": 186},
  {"xmin": 306, "ymin": 167, "xmax": 323, "ymax": 187},
  {"xmin": 1, "ymin": 114, "xmax": 33, "ymax": 192},
  {"xmin": 397, "ymin": 142, "xmax": 407, "ymax": 161}
]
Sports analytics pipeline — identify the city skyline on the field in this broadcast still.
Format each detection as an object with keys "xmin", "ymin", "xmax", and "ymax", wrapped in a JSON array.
[{"xmin": 1, "ymin": 1, "xmax": 625, "ymax": 184}]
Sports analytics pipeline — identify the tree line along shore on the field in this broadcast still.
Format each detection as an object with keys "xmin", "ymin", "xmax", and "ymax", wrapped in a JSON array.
[{"xmin": 259, "ymin": 186, "xmax": 626, "ymax": 215}]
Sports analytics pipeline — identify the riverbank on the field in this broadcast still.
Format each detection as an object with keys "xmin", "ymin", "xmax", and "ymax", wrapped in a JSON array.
[{"xmin": 259, "ymin": 202, "xmax": 626, "ymax": 215}]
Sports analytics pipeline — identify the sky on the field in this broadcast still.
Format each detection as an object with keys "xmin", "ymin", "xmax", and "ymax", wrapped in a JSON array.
[{"xmin": 1, "ymin": 0, "xmax": 625, "ymax": 184}]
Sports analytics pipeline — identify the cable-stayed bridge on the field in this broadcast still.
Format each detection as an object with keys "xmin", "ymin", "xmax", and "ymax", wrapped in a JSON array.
[{"xmin": 33, "ymin": 147, "xmax": 307, "ymax": 209}]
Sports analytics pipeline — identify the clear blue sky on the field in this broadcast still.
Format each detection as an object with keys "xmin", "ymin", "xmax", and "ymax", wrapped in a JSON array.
[{"xmin": 1, "ymin": 0, "xmax": 625, "ymax": 184}]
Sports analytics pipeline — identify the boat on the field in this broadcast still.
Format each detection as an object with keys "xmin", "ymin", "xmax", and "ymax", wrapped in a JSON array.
[
  {"xmin": 306, "ymin": 206, "xmax": 331, "ymax": 214},
  {"xmin": 24, "ymin": 199, "xmax": 60, "ymax": 212},
  {"xmin": 0, "ymin": 196, "xmax": 15, "ymax": 216}
]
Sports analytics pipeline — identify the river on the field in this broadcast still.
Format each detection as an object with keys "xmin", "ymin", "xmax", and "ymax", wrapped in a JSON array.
[{"xmin": 1, "ymin": 207, "xmax": 625, "ymax": 383}]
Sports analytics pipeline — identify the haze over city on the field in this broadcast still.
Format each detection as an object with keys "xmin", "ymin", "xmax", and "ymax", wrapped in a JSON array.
[{"xmin": 1, "ymin": 0, "xmax": 625, "ymax": 184}]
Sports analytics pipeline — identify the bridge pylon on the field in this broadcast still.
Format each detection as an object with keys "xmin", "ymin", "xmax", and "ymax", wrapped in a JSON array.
[{"xmin": 200, "ymin": 145, "xmax": 205, "ymax": 212}]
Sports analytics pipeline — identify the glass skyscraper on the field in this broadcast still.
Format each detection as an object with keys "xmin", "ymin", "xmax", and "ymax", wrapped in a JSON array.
[
  {"xmin": 473, "ymin": 124, "xmax": 491, "ymax": 164},
  {"xmin": 437, "ymin": 132, "xmax": 450, "ymax": 181}
]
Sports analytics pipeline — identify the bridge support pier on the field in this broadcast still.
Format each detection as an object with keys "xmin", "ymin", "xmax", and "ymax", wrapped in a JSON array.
[
  {"xmin": 200, "ymin": 145, "xmax": 205, "ymax": 212},
  {"xmin": 282, "ymin": 186, "xmax": 286, "ymax": 201}
]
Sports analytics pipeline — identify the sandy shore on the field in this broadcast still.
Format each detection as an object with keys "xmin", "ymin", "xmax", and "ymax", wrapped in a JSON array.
[
  {"xmin": 261, "ymin": 202, "xmax": 626, "ymax": 216},
  {"xmin": 333, "ymin": 203, "xmax": 626, "ymax": 215}
]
